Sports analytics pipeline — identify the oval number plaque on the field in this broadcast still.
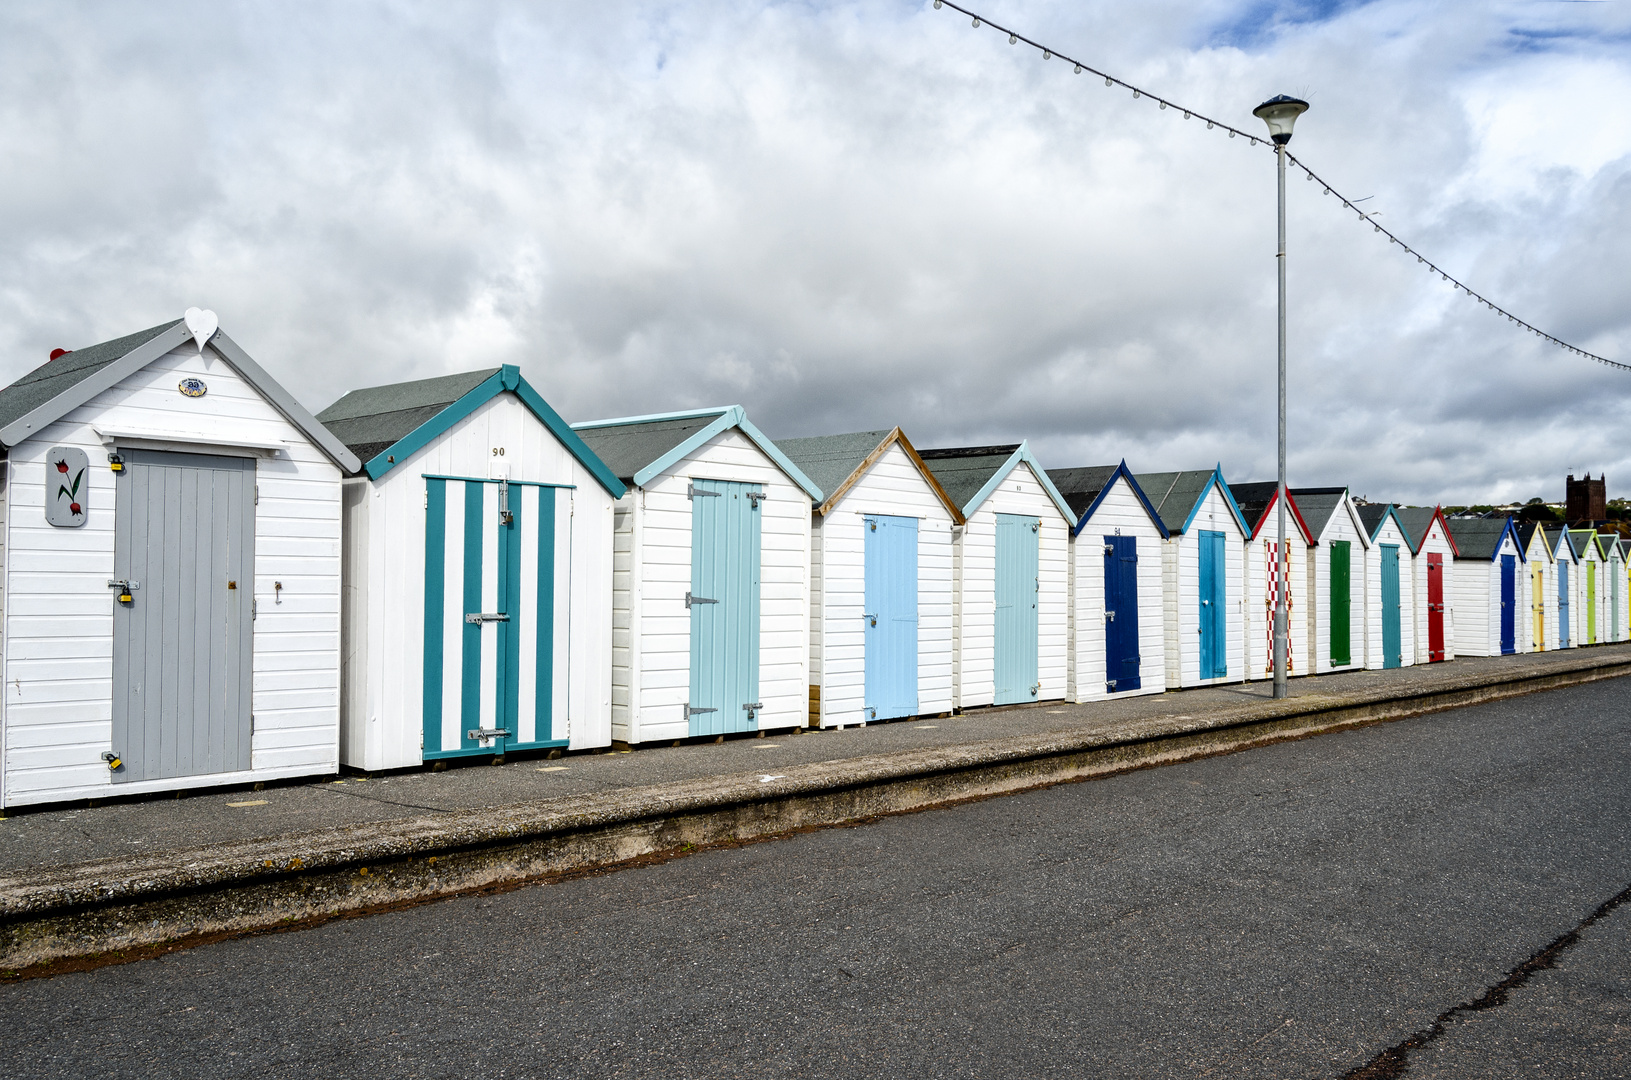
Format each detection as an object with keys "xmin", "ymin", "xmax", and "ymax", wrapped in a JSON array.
[
  {"xmin": 179, "ymin": 377, "xmax": 208, "ymax": 398},
  {"xmin": 46, "ymin": 446, "xmax": 89, "ymax": 527}
]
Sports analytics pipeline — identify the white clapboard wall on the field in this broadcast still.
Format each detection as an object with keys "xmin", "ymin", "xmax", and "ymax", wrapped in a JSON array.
[{"xmin": 1067, "ymin": 476, "xmax": 1167, "ymax": 703}]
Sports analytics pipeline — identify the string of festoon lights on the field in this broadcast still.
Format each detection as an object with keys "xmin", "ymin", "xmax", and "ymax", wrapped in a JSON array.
[{"xmin": 931, "ymin": 0, "xmax": 1629, "ymax": 373}]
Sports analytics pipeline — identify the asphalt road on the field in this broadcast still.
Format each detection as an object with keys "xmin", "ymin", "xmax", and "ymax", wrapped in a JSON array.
[{"xmin": 3, "ymin": 678, "xmax": 1629, "ymax": 1078}]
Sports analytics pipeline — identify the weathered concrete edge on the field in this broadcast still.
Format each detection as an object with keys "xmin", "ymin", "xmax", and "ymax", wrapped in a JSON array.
[{"xmin": 3, "ymin": 656, "xmax": 1628, "ymax": 970}]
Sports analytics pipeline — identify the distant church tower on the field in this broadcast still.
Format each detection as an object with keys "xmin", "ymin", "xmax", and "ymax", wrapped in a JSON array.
[{"xmin": 1566, "ymin": 473, "xmax": 1606, "ymax": 523}]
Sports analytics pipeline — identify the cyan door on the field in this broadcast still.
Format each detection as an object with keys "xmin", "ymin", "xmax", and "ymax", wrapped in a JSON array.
[
  {"xmin": 994, "ymin": 514, "xmax": 1040, "ymax": 705},
  {"xmin": 1500, "ymin": 554, "xmax": 1516, "ymax": 655},
  {"xmin": 864, "ymin": 514, "xmax": 919, "ymax": 720},
  {"xmin": 1558, "ymin": 561, "xmax": 1571, "ymax": 647},
  {"xmin": 689, "ymin": 479, "xmax": 762, "ymax": 735},
  {"xmin": 1103, "ymin": 534, "xmax": 1141, "ymax": 692},
  {"xmin": 423, "ymin": 478, "xmax": 564, "ymax": 760},
  {"xmin": 1198, "ymin": 530, "xmax": 1227, "ymax": 679},
  {"xmin": 1381, "ymin": 544, "xmax": 1401, "ymax": 668}
]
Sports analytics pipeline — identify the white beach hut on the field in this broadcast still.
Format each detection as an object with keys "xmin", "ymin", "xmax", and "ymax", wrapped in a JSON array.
[
  {"xmin": 1357, "ymin": 504, "xmax": 1417, "ymax": 670},
  {"xmin": 1289, "ymin": 487, "xmax": 1371, "ymax": 674},
  {"xmin": 571, "ymin": 407, "xmax": 822, "ymax": 745},
  {"xmin": 1396, "ymin": 507, "xmax": 1458, "ymax": 664},
  {"xmin": 317, "ymin": 366, "xmax": 626, "ymax": 769},
  {"xmin": 1544, "ymin": 525, "xmax": 1580, "ymax": 649},
  {"xmin": 1566, "ymin": 529, "xmax": 1603, "ymax": 645},
  {"xmin": 1229, "ymin": 482, "xmax": 1315, "ymax": 681},
  {"xmin": 1514, "ymin": 522, "xmax": 1555, "ymax": 652},
  {"xmin": 1048, "ymin": 462, "xmax": 1170, "ymax": 702},
  {"xmin": 0, "ymin": 313, "xmax": 360, "ymax": 807},
  {"xmin": 1135, "ymin": 467, "xmax": 1250, "ymax": 689},
  {"xmin": 775, "ymin": 429, "xmax": 963, "ymax": 728},
  {"xmin": 920, "ymin": 443, "xmax": 1073, "ymax": 709},
  {"xmin": 1445, "ymin": 516, "xmax": 1524, "ymax": 657},
  {"xmin": 1597, "ymin": 534, "xmax": 1627, "ymax": 642}
]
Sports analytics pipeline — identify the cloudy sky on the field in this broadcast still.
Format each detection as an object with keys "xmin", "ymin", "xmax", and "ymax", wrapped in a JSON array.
[{"xmin": 3, "ymin": 1, "xmax": 1628, "ymax": 504}]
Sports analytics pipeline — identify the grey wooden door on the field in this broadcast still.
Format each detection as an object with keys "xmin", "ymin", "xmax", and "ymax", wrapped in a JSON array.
[{"xmin": 111, "ymin": 449, "xmax": 256, "ymax": 783}]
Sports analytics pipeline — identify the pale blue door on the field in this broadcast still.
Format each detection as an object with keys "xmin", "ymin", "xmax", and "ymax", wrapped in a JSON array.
[
  {"xmin": 688, "ymin": 479, "xmax": 762, "ymax": 736},
  {"xmin": 1198, "ymin": 530, "xmax": 1227, "ymax": 678},
  {"xmin": 994, "ymin": 514, "xmax": 1040, "ymax": 705},
  {"xmin": 1559, "ymin": 561, "xmax": 1571, "ymax": 646},
  {"xmin": 864, "ymin": 515, "xmax": 919, "ymax": 720}
]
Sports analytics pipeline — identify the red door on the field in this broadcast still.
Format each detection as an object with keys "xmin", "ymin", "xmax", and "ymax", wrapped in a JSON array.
[{"xmin": 1427, "ymin": 553, "xmax": 1445, "ymax": 662}]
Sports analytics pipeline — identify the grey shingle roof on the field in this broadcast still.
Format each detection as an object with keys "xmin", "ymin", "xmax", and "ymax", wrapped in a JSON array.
[
  {"xmin": 1288, "ymin": 487, "xmax": 1349, "ymax": 538},
  {"xmin": 1394, "ymin": 507, "xmax": 1440, "ymax": 552},
  {"xmin": 1047, "ymin": 466, "xmax": 1118, "ymax": 519},
  {"xmin": 1446, "ymin": 517, "xmax": 1513, "ymax": 560},
  {"xmin": 1228, "ymin": 482, "xmax": 1280, "ymax": 534},
  {"xmin": 1356, "ymin": 504, "xmax": 1391, "ymax": 539},
  {"xmin": 316, "ymin": 369, "xmax": 499, "ymax": 463},
  {"xmin": 919, "ymin": 445, "xmax": 1020, "ymax": 512},
  {"xmin": 1133, "ymin": 470, "xmax": 1222, "ymax": 535},
  {"xmin": 1563, "ymin": 528, "xmax": 1596, "ymax": 559},
  {"xmin": 0, "ymin": 321, "xmax": 181, "ymax": 434},
  {"xmin": 572, "ymin": 413, "xmax": 727, "ymax": 484},
  {"xmin": 774, "ymin": 430, "xmax": 892, "ymax": 506}
]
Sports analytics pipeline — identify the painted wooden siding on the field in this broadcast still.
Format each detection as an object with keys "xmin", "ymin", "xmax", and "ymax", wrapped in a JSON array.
[
  {"xmin": 1242, "ymin": 531, "xmax": 1311, "ymax": 681},
  {"xmin": 1451, "ymin": 534, "xmax": 1522, "ymax": 657},
  {"xmin": 2, "ymin": 344, "xmax": 343, "ymax": 806},
  {"xmin": 612, "ymin": 427, "xmax": 810, "ymax": 744},
  {"xmin": 1165, "ymin": 486, "xmax": 1246, "ymax": 688},
  {"xmin": 1067, "ymin": 477, "xmax": 1167, "ymax": 702},
  {"xmin": 339, "ymin": 392, "xmax": 615, "ymax": 771},
  {"xmin": 1411, "ymin": 525, "xmax": 1457, "ymax": 664},
  {"xmin": 810, "ymin": 444, "xmax": 955, "ymax": 727},
  {"xmin": 1521, "ymin": 534, "xmax": 1554, "ymax": 653},
  {"xmin": 1308, "ymin": 505, "xmax": 1368, "ymax": 674},
  {"xmin": 952, "ymin": 463, "xmax": 1069, "ymax": 708},
  {"xmin": 1363, "ymin": 517, "xmax": 1416, "ymax": 669}
]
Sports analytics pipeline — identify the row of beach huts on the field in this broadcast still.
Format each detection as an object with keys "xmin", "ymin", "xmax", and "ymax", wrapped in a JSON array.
[{"xmin": 0, "ymin": 314, "xmax": 1623, "ymax": 807}]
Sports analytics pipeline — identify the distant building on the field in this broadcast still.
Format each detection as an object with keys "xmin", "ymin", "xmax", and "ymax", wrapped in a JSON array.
[{"xmin": 1567, "ymin": 473, "xmax": 1606, "ymax": 523}]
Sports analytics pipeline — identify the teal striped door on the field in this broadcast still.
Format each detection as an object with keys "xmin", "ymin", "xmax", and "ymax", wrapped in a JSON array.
[
  {"xmin": 1381, "ymin": 544, "xmax": 1402, "ymax": 668},
  {"xmin": 994, "ymin": 514, "xmax": 1040, "ymax": 705},
  {"xmin": 688, "ymin": 479, "xmax": 762, "ymax": 736},
  {"xmin": 423, "ymin": 478, "xmax": 564, "ymax": 760},
  {"xmin": 864, "ymin": 514, "xmax": 919, "ymax": 720}
]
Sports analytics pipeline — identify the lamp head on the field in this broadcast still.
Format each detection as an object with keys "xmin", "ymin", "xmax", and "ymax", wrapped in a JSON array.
[{"xmin": 1253, "ymin": 95, "xmax": 1309, "ymax": 145}]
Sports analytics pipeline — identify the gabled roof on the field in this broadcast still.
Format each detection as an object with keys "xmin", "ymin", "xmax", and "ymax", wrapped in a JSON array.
[
  {"xmin": 1544, "ymin": 525, "xmax": 1578, "ymax": 562},
  {"xmin": 1395, "ymin": 506, "xmax": 1459, "ymax": 556},
  {"xmin": 1515, "ymin": 520, "xmax": 1555, "ymax": 561},
  {"xmin": 1228, "ymin": 481, "xmax": 1314, "ymax": 543},
  {"xmin": 1595, "ymin": 533, "xmax": 1622, "ymax": 562},
  {"xmin": 1564, "ymin": 527, "xmax": 1599, "ymax": 560},
  {"xmin": 918, "ymin": 442, "xmax": 1073, "ymax": 522},
  {"xmin": 1446, "ymin": 516, "xmax": 1524, "ymax": 562},
  {"xmin": 775, "ymin": 428, "xmax": 963, "ymax": 522},
  {"xmin": 1047, "ymin": 462, "xmax": 1170, "ymax": 539},
  {"xmin": 572, "ymin": 406, "xmax": 822, "ymax": 501},
  {"xmin": 0, "ymin": 317, "xmax": 360, "ymax": 472},
  {"xmin": 1287, "ymin": 486, "xmax": 1368, "ymax": 546},
  {"xmin": 1356, "ymin": 503, "xmax": 1413, "ymax": 547},
  {"xmin": 317, "ymin": 365, "xmax": 625, "ymax": 496},
  {"xmin": 1133, "ymin": 466, "xmax": 1249, "ymax": 537}
]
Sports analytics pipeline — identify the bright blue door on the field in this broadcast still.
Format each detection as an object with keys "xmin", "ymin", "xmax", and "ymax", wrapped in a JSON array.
[
  {"xmin": 994, "ymin": 514, "xmax": 1040, "ymax": 705},
  {"xmin": 689, "ymin": 479, "xmax": 761, "ymax": 736},
  {"xmin": 1198, "ymin": 530, "xmax": 1227, "ymax": 679},
  {"xmin": 1103, "ymin": 535, "xmax": 1141, "ymax": 693},
  {"xmin": 1381, "ymin": 544, "xmax": 1401, "ymax": 669},
  {"xmin": 865, "ymin": 514, "xmax": 919, "ymax": 720},
  {"xmin": 1559, "ymin": 561, "xmax": 1571, "ymax": 646},
  {"xmin": 1499, "ymin": 554, "xmax": 1516, "ymax": 655}
]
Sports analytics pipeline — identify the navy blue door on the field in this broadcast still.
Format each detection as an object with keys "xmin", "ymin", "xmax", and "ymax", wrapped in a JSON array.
[
  {"xmin": 864, "ymin": 514, "xmax": 919, "ymax": 720},
  {"xmin": 1500, "ymin": 554, "xmax": 1516, "ymax": 655},
  {"xmin": 1103, "ymin": 535, "xmax": 1140, "ymax": 692}
]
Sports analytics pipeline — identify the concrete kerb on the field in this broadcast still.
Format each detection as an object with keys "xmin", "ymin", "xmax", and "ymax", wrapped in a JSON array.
[{"xmin": 4, "ymin": 651, "xmax": 1629, "ymax": 972}]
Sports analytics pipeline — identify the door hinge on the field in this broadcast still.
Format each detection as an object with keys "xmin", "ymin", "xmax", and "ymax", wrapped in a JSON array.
[
  {"xmin": 252, "ymin": 598, "xmax": 257, "ymax": 620},
  {"xmin": 498, "ymin": 478, "xmax": 512, "ymax": 525},
  {"xmin": 254, "ymin": 484, "xmax": 260, "ymax": 505},
  {"xmin": 685, "ymin": 591, "xmax": 718, "ymax": 609},
  {"xmin": 424, "ymin": 489, "xmax": 429, "ymax": 509},
  {"xmin": 688, "ymin": 483, "xmax": 722, "ymax": 500},
  {"xmin": 686, "ymin": 704, "xmax": 718, "ymax": 716}
]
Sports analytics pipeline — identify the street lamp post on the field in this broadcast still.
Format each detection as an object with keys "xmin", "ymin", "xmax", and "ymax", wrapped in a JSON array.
[{"xmin": 1253, "ymin": 94, "xmax": 1309, "ymax": 701}]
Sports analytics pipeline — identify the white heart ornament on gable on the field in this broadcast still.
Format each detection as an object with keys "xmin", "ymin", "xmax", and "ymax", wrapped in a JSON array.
[{"xmin": 184, "ymin": 307, "xmax": 218, "ymax": 356}]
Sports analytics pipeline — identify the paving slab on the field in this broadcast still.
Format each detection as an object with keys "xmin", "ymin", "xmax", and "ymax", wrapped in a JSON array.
[{"xmin": 2, "ymin": 645, "xmax": 1627, "ymax": 875}]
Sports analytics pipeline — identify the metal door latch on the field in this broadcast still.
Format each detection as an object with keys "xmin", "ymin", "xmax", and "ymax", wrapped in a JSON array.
[
  {"xmin": 687, "ymin": 483, "xmax": 722, "ymax": 500},
  {"xmin": 464, "ymin": 612, "xmax": 510, "ymax": 623},
  {"xmin": 466, "ymin": 728, "xmax": 511, "ymax": 742},
  {"xmin": 747, "ymin": 492, "xmax": 766, "ymax": 508},
  {"xmin": 1105, "ymin": 609, "xmax": 1116, "ymax": 622},
  {"xmin": 685, "ymin": 592, "xmax": 718, "ymax": 609},
  {"xmin": 864, "ymin": 613, "xmax": 877, "ymax": 626},
  {"xmin": 1106, "ymin": 680, "xmax": 1118, "ymax": 690},
  {"xmin": 686, "ymin": 704, "xmax": 718, "ymax": 716},
  {"xmin": 107, "ymin": 579, "xmax": 139, "ymax": 603},
  {"xmin": 1103, "ymin": 544, "xmax": 1115, "ymax": 555},
  {"xmin": 743, "ymin": 702, "xmax": 763, "ymax": 719},
  {"xmin": 1029, "ymin": 684, "xmax": 1039, "ymax": 696},
  {"xmin": 101, "ymin": 750, "xmax": 122, "ymax": 771}
]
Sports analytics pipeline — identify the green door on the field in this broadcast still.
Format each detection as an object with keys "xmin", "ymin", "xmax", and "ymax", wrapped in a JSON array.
[
  {"xmin": 1330, "ymin": 540, "xmax": 1352, "ymax": 666},
  {"xmin": 688, "ymin": 479, "xmax": 762, "ymax": 735}
]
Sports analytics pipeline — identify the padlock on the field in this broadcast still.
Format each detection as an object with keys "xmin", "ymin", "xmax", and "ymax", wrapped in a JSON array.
[
  {"xmin": 118, "ymin": 589, "xmax": 133, "ymax": 603},
  {"xmin": 101, "ymin": 751, "xmax": 122, "ymax": 771}
]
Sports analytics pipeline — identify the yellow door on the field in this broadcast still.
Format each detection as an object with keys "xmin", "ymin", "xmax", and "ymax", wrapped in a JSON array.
[{"xmin": 1531, "ymin": 564, "xmax": 1545, "ymax": 650}]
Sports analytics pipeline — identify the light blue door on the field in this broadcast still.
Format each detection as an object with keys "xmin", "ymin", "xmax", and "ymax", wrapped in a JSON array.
[
  {"xmin": 1559, "ymin": 561, "xmax": 1571, "ymax": 646},
  {"xmin": 1198, "ymin": 530, "xmax": 1227, "ymax": 679},
  {"xmin": 1381, "ymin": 544, "xmax": 1401, "ymax": 669},
  {"xmin": 994, "ymin": 514, "xmax": 1040, "ymax": 705},
  {"xmin": 688, "ymin": 479, "xmax": 762, "ymax": 736},
  {"xmin": 864, "ymin": 514, "xmax": 919, "ymax": 720}
]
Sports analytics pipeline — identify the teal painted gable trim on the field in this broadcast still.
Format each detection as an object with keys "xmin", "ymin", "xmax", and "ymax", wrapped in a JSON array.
[
  {"xmin": 1363, "ymin": 504, "xmax": 1414, "ymax": 546},
  {"xmin": 962, "ymin": 442, "xmax": 1075, "ymax": 523},
  {"xmin": 1178, "ymin": 465, "xmax": 1251, "ymax": 537},
  {"xmin": 364, "ymin": 365, "xmax": 625, "ymax": 498},
  {"xmin": 571, "ymin": 406, "xmax": 731, "ymax": 430},
  {"xmin": 612, "ymin": 405, "xmax": 824, "ymax": 501}
]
